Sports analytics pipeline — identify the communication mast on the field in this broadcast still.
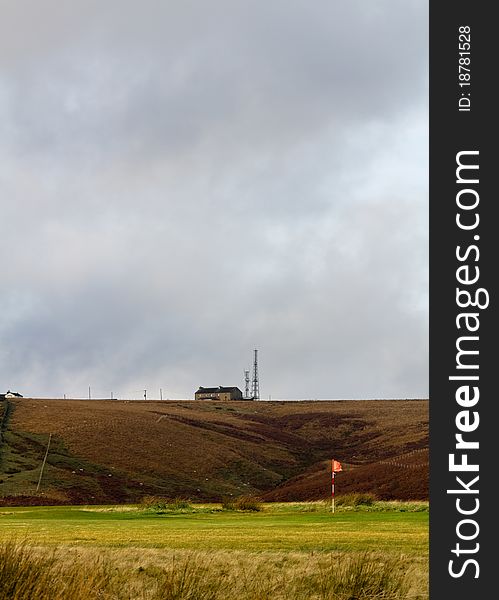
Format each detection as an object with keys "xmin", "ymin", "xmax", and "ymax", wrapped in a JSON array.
[
  {"xmin": 244, "ymin": 370, "xmax": 250, "ymax": 399},
  {"xmin": 251, "ymin": 348, "xmax": 260, "ymax": 400}
]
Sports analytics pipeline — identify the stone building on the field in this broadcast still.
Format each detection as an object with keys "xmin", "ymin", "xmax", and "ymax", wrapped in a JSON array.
[{"xmin": 194, "ymin": 386, "xmax": 244, "ymax": 401}]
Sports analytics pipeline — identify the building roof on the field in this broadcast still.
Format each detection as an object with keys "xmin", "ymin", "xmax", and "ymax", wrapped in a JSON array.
[
  {"xmin": 195, "ymin": 386, "xmax": 242, "ymax": 394},
  {"xmin": 1, "ymin": 390, "xmax": 23, "ymax": 398}
]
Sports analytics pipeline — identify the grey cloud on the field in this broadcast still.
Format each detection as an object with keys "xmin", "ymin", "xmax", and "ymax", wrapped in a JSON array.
[{"xmin": 1, "ymin": 1, "xmax": 428, "ymax": 399}]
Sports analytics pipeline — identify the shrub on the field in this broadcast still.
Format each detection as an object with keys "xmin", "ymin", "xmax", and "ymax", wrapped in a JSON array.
[
  {"xmin": 221, "ymin": 496, "xmax": 235, "ymax": 511},
  {"xmin": 233, "ymin": 496, "xmax": 262, "ymax": 512},
  {"xmin": 167, "ymin": 498, "xmax": 192, "ymax": 511},
  {"xmin": 334, "ymin": 493, "xmax": 376, "ymax": 508},
  {"xmin": 141, "ymin": 496, "xmax": 192, "ymax": 512}
]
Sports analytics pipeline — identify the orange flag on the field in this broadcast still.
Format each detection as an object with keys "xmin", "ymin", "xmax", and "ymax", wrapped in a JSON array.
[{"xmin": 332, "ymin": 459, "xmax": 342, "ymax": 473}]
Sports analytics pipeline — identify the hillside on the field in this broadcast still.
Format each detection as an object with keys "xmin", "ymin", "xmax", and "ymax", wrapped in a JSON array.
[{"xmin": 0, "ymin": 398, "xmax": 428, "ymax": 505}]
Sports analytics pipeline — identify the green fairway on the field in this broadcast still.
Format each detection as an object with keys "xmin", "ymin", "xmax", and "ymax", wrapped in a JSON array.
[{"xmin": 0, "ymin": 504, "xmax": 428, "ymax": 556}]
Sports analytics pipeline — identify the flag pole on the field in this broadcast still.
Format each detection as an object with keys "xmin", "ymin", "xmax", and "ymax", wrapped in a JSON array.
[{"xmin": 331, "ymin": 459, "xmax": 335, "ymax": 513}]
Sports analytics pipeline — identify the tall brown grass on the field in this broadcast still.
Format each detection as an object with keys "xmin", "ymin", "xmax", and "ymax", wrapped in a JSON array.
[
  {"xmin": 0, "ymin": 541, "xmax": 117, "ymax": 600},
  {"xmin": 311, "ymin": 552, "xmax": 410, "ymax": 599},
  {"xmin": 0, "ymin": 541, "xmax": 426, "ymax": 600},
  {"xmin": 152, "ymin": 555, "xmax": 226, "ymax": 600}
]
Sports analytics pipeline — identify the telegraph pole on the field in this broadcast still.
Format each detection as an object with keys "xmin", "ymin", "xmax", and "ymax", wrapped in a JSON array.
[{"xmin": 36, "ymin": 433, "xmax": 52, "ymax": 493}]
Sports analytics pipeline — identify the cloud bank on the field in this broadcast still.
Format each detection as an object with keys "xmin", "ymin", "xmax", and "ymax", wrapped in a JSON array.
[{"xmin": 0, "ymin": 1, "xmax": 428, "ymax": 399}]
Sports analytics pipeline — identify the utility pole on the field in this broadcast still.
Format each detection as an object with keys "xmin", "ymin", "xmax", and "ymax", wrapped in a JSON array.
[
  {"xmin": 36, "ymin": 433, "xmax": 52, "ymax": 493},
  {"xmin": 160, "ymin": 388, "xmax": 163, "ymax": 400},
  {"xmin": 88, "ymin": 386, "xmax": 91, "ymax": 400}
]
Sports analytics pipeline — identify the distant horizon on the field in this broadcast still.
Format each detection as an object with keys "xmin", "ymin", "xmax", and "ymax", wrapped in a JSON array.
[{"xmin": 7, "ymin": 395, "xmax": 429, "ymax": 402}]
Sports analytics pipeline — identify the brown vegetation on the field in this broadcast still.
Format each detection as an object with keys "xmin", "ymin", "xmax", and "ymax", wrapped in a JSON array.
[
  {"xmin": 0, "ymin": 542, "xmax": 423, "ymax": 600},
  {"xmin": 262, "ymin": 448, "xmax": 429, "ymax": 502},
  {"xmin": 0, "ymin": 398, "xmax": 428, "ymax": 504}
]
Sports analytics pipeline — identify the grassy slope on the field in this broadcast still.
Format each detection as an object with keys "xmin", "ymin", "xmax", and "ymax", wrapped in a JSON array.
[{"xmin": 0, "ymin": 398, "xmax": 428, "ymax": 504}]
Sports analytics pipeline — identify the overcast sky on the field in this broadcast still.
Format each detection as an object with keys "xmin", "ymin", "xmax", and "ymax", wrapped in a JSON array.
[{"xmin": 0, "ymin": 1, "xmax": 428, "ymax": 400}]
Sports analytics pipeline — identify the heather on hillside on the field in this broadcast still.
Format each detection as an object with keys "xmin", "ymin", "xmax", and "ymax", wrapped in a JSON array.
[{"xmin": 1, "ymin": 399, "xmax": 428, "ymax": 505}]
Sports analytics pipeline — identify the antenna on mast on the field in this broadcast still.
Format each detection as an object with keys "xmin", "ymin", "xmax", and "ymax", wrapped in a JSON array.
[
  {"xmin": 244, "ymin": 369, "xmax": 250, "ymax": 399},
  {"xmin": 251, "ymin": 349, "xmax": 260, "ymax": 400}
]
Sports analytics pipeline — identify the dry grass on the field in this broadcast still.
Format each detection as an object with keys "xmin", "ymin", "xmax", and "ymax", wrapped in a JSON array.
[
  {"xmin": 0, "ymin": 542, "xmax": 428, "ymax": 600},
  {"xmin": 0, "ymin": 541, "xmax": 120, "ymax": 600}
]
